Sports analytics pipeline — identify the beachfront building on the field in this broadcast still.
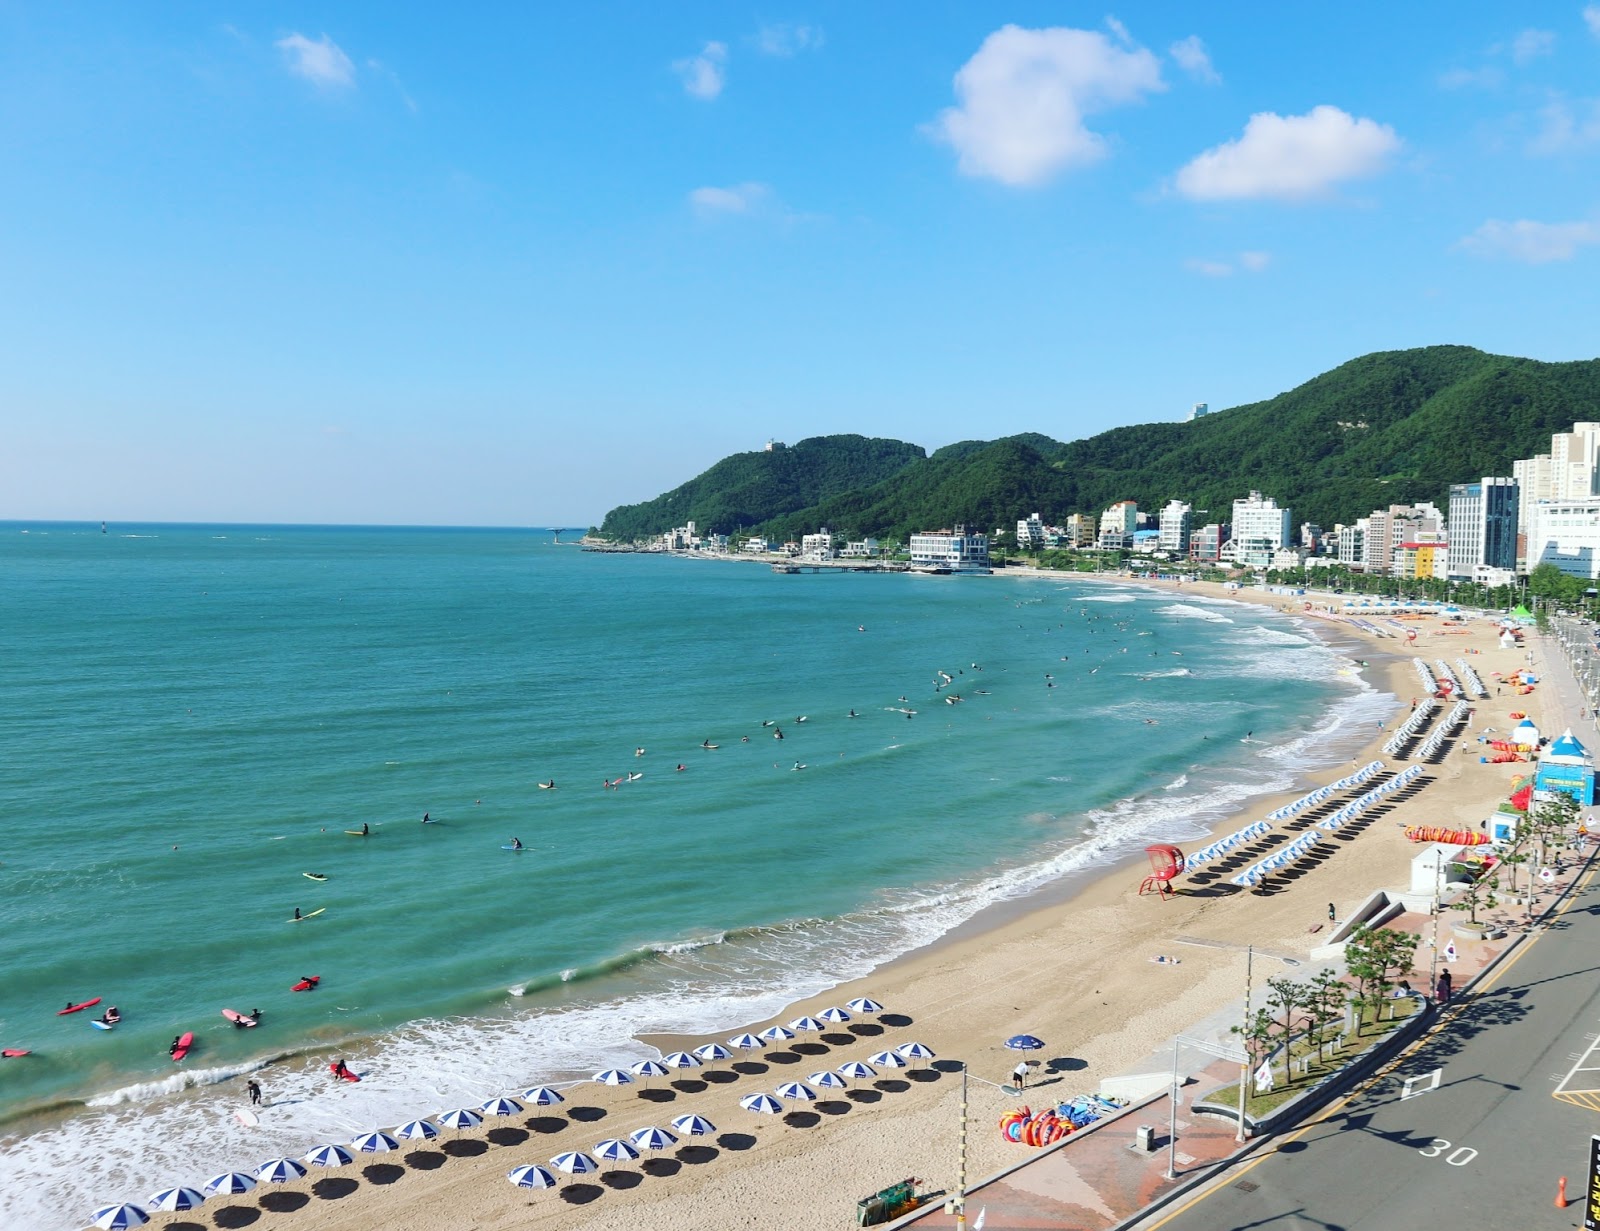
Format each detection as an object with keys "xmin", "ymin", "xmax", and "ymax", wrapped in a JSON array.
[
  {"xmin": 1098, "ymin": 501, "xmax": 1138, "ymax": 550},
  {"xmin": 1227, "ymin": 491, "xmax": 1291, "ymax": 567},
  {"xmin": 1526, "ymin": 497, "xmax": 1600, "ymax": 580},
  {"xmin": 1392, "ymin": 536, "xmax": 1448, "ymax": 580},
  {"xmin": 1348, "ymin": 502, "xmax": 1444, "ymax": 576},
  {"xmin": 1189, "ymin": 523, "xmax": 1226, "ymax": 563},
  {"xmin": 801, "ymin": 529, "xmax": 836, "ymax": 560},
  {"xmin": 1158, "ymin": 500, "xmax": 1192, "ymax": 554},
  {"xmin": 1018, "ymin": 512, "xmax": 1045, "ymax": 549},
  {"xmin": 1446, "ymin": 478, "xmax": 1519, "ymax": 579},
  {"xmin": 839, "ymin": 538, "xmax": 880, "ymax": 558},
  {"xmin": 1063, "ymin": 513, "xmax": 1095, "ymax": 547},
  {"xmin": 1534, "ymin": 728, "xmax": 1596, "ymax": 806},
  {"xmin": 1514, "ymin": 422, "xmax": 1600, "ymax": 567},
  {"xmin": 909, "ymin": 526, "xmax": 991, "ymax": 573},
  {"xmin": 741, "ymin": 536, "xmax": 770, "ymax": 554},
  {"xmin": 1300, "ymin": 523, "xmax": 1324, "ymax": 552}
]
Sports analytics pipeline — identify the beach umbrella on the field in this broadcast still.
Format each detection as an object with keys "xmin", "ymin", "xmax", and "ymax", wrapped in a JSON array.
[
  {"xmin": 818, "ymin": 1006, "xmax": 851, "ymax": 1025},
  {"xmin": 594, "ymin": 1137, "xmax": 640, "ymax": 1165},
  {"xmin": 521, "ymin": 1085, "xmax": 566, "ymax": 1105},
  {"xmin": 507, "ymin": 1164, "xmax": 558, "ymax": 1190},
  {"xmin": 670, "ymin": 1113, "xmax": 717, "ymax": 1136},
  {"xmin": 305, "ymin": 1144, "xmax": 354, "ymax": 1168},
  {"xmin": 630, "ymin": 1126, "xmax": 678, "ymax": 1152},
  {"xmin": 739, "ymin": 1093, "xmax": 783, "ymax": 1114},
  {"xmin": 896, "ymin": 1041, "xmax": 936, "ymax": 1064},
  {"xmin": 592, "ymin": 1068, "xmax": 633, "ymax": 1086},
  {"xmin": 660, "ymin": 1051, "xmax": 700, "ymax": 1070},
  {"xmin": 551, "ymin": 1151, "xmax": 599, "ymax": 1177},
  {"xmin": 758, "ymin": 1025, "xmax": 795, "ymax": 1043},
  {"xmin": 394, "ymin": 1119, "xmax": 440, "ymax": 1141},
  {"xmin": 255, "ymin": 1157, "xmax": 307, "ymax": 1184},
  {"xmin": 869, "ymin": 1050, "xmax": 909, "ymax": 1069},
  {"xmin": 837, "ymin": 1060, "xmax": 875, "ymax": 1085},
  {"xmin": 787, "ymin": 1016, "xmax": 825, "ymax": 1033},
  {"xmin": 146, "ymin": 1188, "xmax": 205, "ymax": 1213},
  {"xmin": 775, "ymin": 1081, "xmax": 817, "ymax": 1101},
  {"xmin": 1007, "ymin": 1031, "xmax": 1046, "ymax": 1052},
  {"xmin": 89, "ymin": 1204, "xmax": 148, "ymax": 1230},
  {"xmin": 202, "ymin": 1173, "xmax": 257, "ymax": 1197},
  {"xmin": 480, "ymin": 1097, "xmax": 524, "ymax": 1117},
  {"xmin": 630, "ymin": 1060, "xmax": 669, "ymax": 1082},
  {"xmin": 808, "ymin": 1070, "xmax": 847, "ymax": 1089},
  {"xmin": 437, "ymin": 1108, "xmax": 484, "ymax": 1132},
  {"xmin": 350, "ymin": 1131, "xmax": 398, "ymax": 1154},
  {"xmin": 693, "ymin": 1042, "xmax": 730, "ymax": 1063},
  {"xmin": 726, "ymin": 1032, "xmax": 766, "ymax": 1052}
]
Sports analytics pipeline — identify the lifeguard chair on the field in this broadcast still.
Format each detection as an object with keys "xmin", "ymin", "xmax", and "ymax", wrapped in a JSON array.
[{"xmin": 1138, "ymin": 844, "xmax": 1185, "ymax": 900}]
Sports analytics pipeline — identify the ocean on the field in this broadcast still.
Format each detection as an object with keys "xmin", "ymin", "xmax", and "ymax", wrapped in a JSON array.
[{"xmin": 0, "ymin": 525, "xmax": 1391, "ymax": 1228}]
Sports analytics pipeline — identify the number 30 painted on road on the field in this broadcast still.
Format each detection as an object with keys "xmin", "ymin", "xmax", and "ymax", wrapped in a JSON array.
[{"xmin": 1419, "ymin": 1139, "xmax": 1478, "ymax": 1165}]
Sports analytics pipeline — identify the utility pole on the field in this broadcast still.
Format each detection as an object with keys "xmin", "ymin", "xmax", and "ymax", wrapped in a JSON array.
[
  {"xmin": 955, "ymin": 1064, "xmax": 968, "ymax": 1229},
  {"xmin": 1237, "ymin": 945, "xmax": 1253, "ymax": 1142}
]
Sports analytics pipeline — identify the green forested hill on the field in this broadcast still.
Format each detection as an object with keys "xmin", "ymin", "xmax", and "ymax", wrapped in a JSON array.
[{"xmin": 600, "ymin": 346, "xmax": 1600, "ymax": 543}]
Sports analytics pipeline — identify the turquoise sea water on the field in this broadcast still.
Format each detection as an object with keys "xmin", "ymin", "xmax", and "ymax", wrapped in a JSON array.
[{"xmin": 0, "ymin": 525, "xmax": 1390, "ymax": 1228}]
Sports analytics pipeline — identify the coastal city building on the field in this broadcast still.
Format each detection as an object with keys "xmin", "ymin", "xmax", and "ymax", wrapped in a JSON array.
[
  {"xmin": 839, "ymin": 538, "xmax": 880, "ymax": 558},
  {"xmin": 1098, "ymin": 500, "xmax": 1138, "ymax": 550},
  {"xmin": 1514, "ymin": 422, "xmax": 1600, "ymax": 567},
  {"xmin": 741, "ymin": 536, "xmax": 769, "ymax": 554},
  {"xmin": 909, "ymin": 526, "xmax": 991, "ymax": 573},
  {"xmin": 1157, "ymin": 500, "xmax": 1192, "ymax": 554},
  {"xmin": 1525, "ymin": 497, "xmax": 1600, "ymax": 580},
  {"xmin": 1188, "ymin": 402, "xmax": 1209, "ymax": 421},
  {"xmin": 1063, "ymin": 513, "xmax": 1096, "ymax": 547},
  {"xmin": 1227, "ymin": 491, "xmax": 1292, "ymax": 567},
  {"xmin": 1446, "ymin": 478, "xmax": 1519, "ymax": 579},
  {"xmin": 801, "ymin": 528, "xmax": 836, "ymax": 560},
  {"xmin": 1189, "ymin": 522, "xmax": 1226, "ymax": 563},
  {"xmin": 1392, "ymin": 535, "xmax": 1448, "ymax": 580}
]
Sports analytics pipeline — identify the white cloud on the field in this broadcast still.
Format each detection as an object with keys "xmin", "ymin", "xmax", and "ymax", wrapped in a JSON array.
[
  {"xmin": 275, "ymin": 32, "xmax": 355, "ymax": 89},
  {"xmin": 1174, "ymin": 105, "xmax": 1401, "ymax": 202},
  {"xmin": 756, "ymin": 23, "xmax": 823, "ymax": 57},
  {"xmin": 1529, "ymin": 97, "xmax": 1600, "ymax": 154},
  {"xmin": 1104, "ymin": 16, "xmax": 1134, "ymax": 46},
  {"xmin": 1184, "ymin": 250, "xmax": 1270, "ymax": 277},
  {"xmin": 1459, "ymin": 217, "xmax": 1600, "ymax": 263},
  {"xmin": 688, "ymin": 182, "xmax": 772, "ymax": 216},
  {"xmin": 1587, "ymin": 5, "xmax": 1600, "ymax": 38},
  {"xmin": 1437, "ymin": 65, "xmax": 1503, "ymax": 90},
  {"xmin": 1184, "ymin": 258, "xmax": 1233, "ymax": 277},
  {"xmin": 1169, "ymin": 35, "xmax": 1220, "ymax": 84},
  {"xmin": 1238, "ymin": 249, "xmax": 1271, "ymax": 271},
  {"xmin": 928, "ymin": 24, "xmax": 1164, "ymax": 187},
  {"xmin": 674, "ymin": 41, "xmax": 727, "ymax": 100},
  {"xmin": 1511, "ymin": 28, "xmax": 1556, "ymax": 64}
]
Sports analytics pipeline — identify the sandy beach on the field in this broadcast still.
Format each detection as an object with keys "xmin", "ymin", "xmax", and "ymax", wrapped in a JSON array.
[{"xmin": 144, "ymin": 579, "xmax": 1552, "ymax": 1231}]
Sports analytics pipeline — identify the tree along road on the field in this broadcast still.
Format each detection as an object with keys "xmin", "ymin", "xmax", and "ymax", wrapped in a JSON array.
[{"xmin": 1142, "ymin": 863, "xmax": 1600, "ymax": 1231}]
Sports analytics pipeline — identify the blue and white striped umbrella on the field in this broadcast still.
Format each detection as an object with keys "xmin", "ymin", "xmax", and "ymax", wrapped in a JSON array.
[
  {"xmin": 808, "ymin": 1070, "xmax": 847, "ymax": 1089},
  {"xmin": 350, "ymin": 1131, "xmax": 398, "ymax": 1153},
  {"xmin": 594, "ymin": 1137, "xmax": 640, "ymax": 1164},
  {"xmin": 727, "ymin": 1032, "xmax": 766, "ymax": 1052},
  {"xmin": 521, "ymin": 1085, "xmax": 566, "ymax": 1105},
  {"xmin": 255, "ymin": 1157, "xmax": 307, "ymax": 1184},
  {"xmin": 480, "ymin": 1097, "xmax": 524, "ymax": 1117},
  {"xmin": 818, "ymin": 1006, "xmax": 851, "ymax": 1024},
  {"xmin": 758, "ymin": 1025, "xmax": 795, "ymax": 1043},
  {"xmin": 775, "ymin": 1081, "xmax": 817, "ymax": 1101},
  {"xmin": 630, "ymin": 1060, "xmax": 668, "ymax": 1080},
  {"xmin": 507, "ymin": 1164, "xmax": 558, "ymax": 1190},
  {"xmin": 837, "ymin": 1060, "xmax": 876, "ymax": 1083},
  {"xmin": 395, "ymin": 1119, "xmax": 440, "ymax": 1141},
  {"xmin": 551, "ymin": 1151, "xmax": 599, "ymax": 1176},
  {"xmin": 739, "ymin": 1093, "xmax": 783, "ymax": 1114},
  {"xmin": 845, "ymin": 997, "xmax": 884, "ymax": 1015},
  {"xmin": 305, "ymin": 1144, "xmax": 354, "ymax": 1167},
  {"xmin": 693, "ymin": 1042, "xmax": 730, "ymax": 1062},
  {"xmin": 1005, "ymin": 1034, "xmax": 1045, "ymax": 1051},
  {"xmin": 146, "ymin": 1188, "xmax": 206, "ymax": 1213},
  {"xmin": 592, "ymin": 1068, "xmax": 633, "ymax": 1086},
  {"xmin": 787, "ymin": 1016, "xmax": 825, "ymax": 1033},
  {"xmin": 660, "ymin": 1051, "xmax": 700, "ymax": 1069},
  {"xmin": 630, "ymin": 1126, "xmax": 678, "ymax": 1152},
  {"xmin": 202, "ymin": 1172, "xmax": 257, "ymax": 1196},
  {"xmin": 89, "ymin": 1203, "xmax": 148, "ymax": 1230},
  {"xmin": 869, "ymin": 1050, "xmax": 908, "ymax": 1069},
  {"xmin": 671, "ymin": 1113, "xmax": 717, "ymax": 1136},
  {"xmin": 437, "ymin": 1108, "xmax": 484, "ymax": 1131},
  {"xmin": 896, "ymin": 1041, "xmax": 936, "ymax": 1064}
]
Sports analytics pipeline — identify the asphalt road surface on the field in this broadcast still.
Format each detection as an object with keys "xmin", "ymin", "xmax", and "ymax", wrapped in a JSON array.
[{"xmin": 1142, "ymin": 861, "xmax": 1600, "ymax": 1231}]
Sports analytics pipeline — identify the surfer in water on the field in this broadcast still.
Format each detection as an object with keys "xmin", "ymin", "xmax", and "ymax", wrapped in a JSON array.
[
  {"xmin": 332, "ymin": 1058, "xmax": 351, "ymax": 1080},
  {"xmin": 294, "ymin": 907, "xmax": 302, "ymax": 920},
  {"xmin": 169, "ymin": 1036, "xmax": 182, "ymax": 1056},
  {"xmin": 99, "ymin": 1006, "xmax": 120, "ymax": 1026},
  {"xmin": 247, "ymin": 1078, "xmax": 262, "ymax": 1105},
  {"xmin": 421, "ymin": 812, "xmax": 431, "ymax": 824},
  {"xmin": 774, "ymin": 727, "xmax": 784, "ymax": 740},
  {"xmin": 360, "ymin": 822, "xmax": 369, "ymax": 836},
  {"xmin": 510, "ymin": 837, "xmax": 523, "ymax": 850}
]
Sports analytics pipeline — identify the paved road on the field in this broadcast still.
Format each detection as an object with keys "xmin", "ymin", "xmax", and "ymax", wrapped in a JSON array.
[{"xmin": 1141, "ymin": 861, "xmax": 1600, "ymax": 1231}]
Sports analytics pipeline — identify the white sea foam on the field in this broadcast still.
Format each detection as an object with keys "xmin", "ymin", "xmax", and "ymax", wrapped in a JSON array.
[
  {"xmin": 1074, "ymin": 595, "xmax": 1136, "ymax": 603},
  {"xmin": 1155, "ymin": 603, "xmax": 1234, "ymax": 624}
]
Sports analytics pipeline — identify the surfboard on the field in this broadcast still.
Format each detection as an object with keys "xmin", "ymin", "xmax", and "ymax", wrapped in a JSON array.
[
  {"xmin": 222, "ymin": 1009, "xmax": 257, "ymax": 1027},
  {"xmin": 236, "ymin": 1108, "xmax": 259, "ymax": 1127},
  {"xmin": 58, "ymin": 998, "xmax": 101, "ymax": 1016},
  {"xmin": 501, "ymin": 844, "xmax": 525, "ymax": 851},
  {"xmin": 289, "ymin": 908, "xmax": 326, "ymax": 923},
  {"xmin": 303, "ymin": 872, "xmax": 328, "ymax": 881},
  {"xmin": 2, "ymin": 1049, "xmax": 30, "ymax": 1058},
  {"xmin": 171, "ymin": 1031, "xmax": 194, "ymax": 1062},
  {"xmin": 91, "ymin": 1019, "xmax": 114, "ymax": 1031},
  {"xmin": 291, "ymin": 975, "xmax": 321, "ymax": 992},
  {"xmin": 328, "ymin": 1062, "xmax": 360, "ymax": 1083},
  {"xmin": 344, "ymin": 829, "xmax": 369, "ymax": 837}
]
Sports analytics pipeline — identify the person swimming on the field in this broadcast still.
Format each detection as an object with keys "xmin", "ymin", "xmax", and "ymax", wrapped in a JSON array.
[{"xmin": 773, "ymin": 727, "xmax": 784, "ymax": 739}]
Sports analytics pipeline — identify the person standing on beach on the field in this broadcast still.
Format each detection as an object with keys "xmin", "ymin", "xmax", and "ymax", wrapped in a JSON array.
[
  {"xmin": 1012, "ymin": 1060, "xmax": 1029, "ymax": 1090},
  {"xmin": 246, "ymin": 1078, "xmax": 262, "ymax": 1105}
]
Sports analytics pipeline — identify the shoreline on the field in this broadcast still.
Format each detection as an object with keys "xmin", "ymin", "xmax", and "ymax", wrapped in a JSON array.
[{"xmin": 94, "ymin": 574, "xmax": 1491, "ymax": 1231}]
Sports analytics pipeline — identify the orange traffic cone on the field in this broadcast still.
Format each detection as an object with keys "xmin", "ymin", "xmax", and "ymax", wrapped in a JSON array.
[{"xmin": 1555, "ymin": 1177, "xmax": 1569, "ymax": 1208}]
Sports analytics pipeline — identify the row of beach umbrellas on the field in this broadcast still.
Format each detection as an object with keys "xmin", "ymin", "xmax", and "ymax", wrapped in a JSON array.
[
  {"xmin": 89, "ymin": 998, "xmax": 891, "ymax": 1226},
  {"xmin": 1454, "ymin": 657, "xmax": 1487, "ymax": 698},
  {"xmin": 1413, "ymin": 657, "xmax": 1438, "ymax": 695},
  {"xmin": 1384, "ymin": 693, "xmax": 1438, "ymax": 756},
  {"xmin": 1181, "ymin": 819, "xmax": 1272, "ymax": 871},
  {"xmin": 1318, "ymin": 764, "xmax": 1425, "ymax": 832},
  {"xmin": 1433, "ymin": 658, "xmax": 1461, "ymax": 692},
  {"xmin": 1414, "ymin": 702, "xmax": 1471, "ymax": 761}
]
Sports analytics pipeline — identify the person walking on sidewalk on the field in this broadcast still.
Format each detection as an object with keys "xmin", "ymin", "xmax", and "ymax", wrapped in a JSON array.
[{"xmin": 1435, "ymin": 969, "xmax": 1452, "ymax": 1004}]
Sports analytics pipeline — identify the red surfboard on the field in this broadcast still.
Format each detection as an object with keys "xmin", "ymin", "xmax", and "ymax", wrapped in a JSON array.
[
  {"xmin": 291, "ymin": 976, "xmax": 320, "ymax": 992},
  {"xmin": 171, "ymin": 1031, "xmax": 194, "ymax": 1062},
  {"xmin": 328, "ymin": 1063, "xmax": 360, "ymax": 1083},
  {"xmin": 58, "ymin": 998, "xmax": 102, "ymax": 1016},
  {"xmin": 2, "ymin": 1049, "xmax": 30, "ymax": 1058}
]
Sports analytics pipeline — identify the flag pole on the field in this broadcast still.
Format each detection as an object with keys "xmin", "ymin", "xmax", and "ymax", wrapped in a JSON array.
[{"xmin": 1236, "ymin": 945, "xmax": 1252, "ymax": 1142}]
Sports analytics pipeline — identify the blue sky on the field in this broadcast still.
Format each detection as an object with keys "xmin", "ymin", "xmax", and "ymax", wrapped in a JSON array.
[{"xmin": 3, "ymin": 2, "xmax": 1599, "ymax": 526}]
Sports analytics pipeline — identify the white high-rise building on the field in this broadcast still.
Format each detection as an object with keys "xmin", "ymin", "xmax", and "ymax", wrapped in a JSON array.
[
  {"xmin": 1188, "ymin": 402, "xmax": 1209, "ymax": 421},
  {"xmin": 1514, "ymin": 423, "xmax": 1600, "ymax": 568},
  {"xmin": 1228, "ymin": 491, "xmax": 1291, "ymax": 566},
  {"xmin": 1447, "ymin": 478, "xmax": 1519, "ymax": 579},
  {"xmin": 1157, "ymin": 500, "xmax": 1192, "ymax": 554}
]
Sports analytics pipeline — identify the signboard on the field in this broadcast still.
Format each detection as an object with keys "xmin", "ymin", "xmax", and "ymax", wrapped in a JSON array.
[{"xmin": 1585, "ymin": 1133, "xmax": 1600, "ymax": 1230}]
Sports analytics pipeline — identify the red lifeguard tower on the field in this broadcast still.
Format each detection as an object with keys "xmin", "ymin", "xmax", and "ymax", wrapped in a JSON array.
[{"xmin": 1138, "ymin": 845, "xmax": 1185, "ymax": 900}]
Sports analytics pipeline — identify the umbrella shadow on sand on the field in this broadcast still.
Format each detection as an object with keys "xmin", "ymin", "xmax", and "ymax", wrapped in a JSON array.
[
  {"xmin": 361, "ymin": 1163, "xmax": 405, "ymax": 1186},
  {"xmin": 675, "ymin": 1144, "xmax": 719, "ymax": 1165},
  {"xmin": 165, "ymin": 1223, "xmax": 207, "ymax": 1231},
  {"xmin": 732, "ymin": 1060, "xmax": 770, "ymax": 1076},
  {"xmin": 601, "ymin": 1170, "xmax": 643, "ymax": 1190},
  {"xmin": 819, "ymin": 1032, "xmax": 854, "ymax": 1047},
  {"xmin": 791, "ymin": 1041, "xmax": 829, "ymax": 1056},
  {"xmin": 715, "ymin": 1132, "xmax": 756, "ymax": 1151},
  {"xmin": 568, "ymin": 1104, "xmax": 608, "ymax": 1123},
  {"xmin": 642, "ymin": 1157, "xmax": 682, "ymax": 1177},
  {"xmin": 525, "ymin": 1115, "xmax": 568, "ymax": 1134},
  {"xmin": 880, "ymin": 1013, "xmax": 914, "ymax": 1028},
  {"xmin": 210, "ymin": 1205, "xmax": 261, "ymax": 1229},
  {"xmin": 259, "ymin": 1192, "xmax": 309, "ymax": 1214},
  {"xmin": 443, "ymin": 1138, "xmax": 489, "ymax": 1157},
  {"xmin": 402, "ymin": 1149, "xmax": 446, "ymax": 1170},
  {"xmin": 782, "ymin": 1111, "xmax": 820, "ymax": 1129},
  {"xmin": 488, "ymin": 1126, "xmax": 529, "ymax": 1146},
  {"xmin": 846, "ymin": 1022, "xmax": 884, "ymax": 1038},
  {"xmin": 846, "ymin": 1089, "xmax": 882, "ymax": 1104},
  {"xmin": 873, "ymin": 1078, "xmax": 910, "ymax": 1094},
  {"xmin": 816, "ymin": 1099, "xmax": 851, "ymax": 1116},
  {"xmin": 311, "ymin": 1177, "xmax": 360, "ymax": 1199},
  {"xmin": 702, "ymin": 1070, "xmax": 739, "ymax": 1085},
  {"xmin": 909, "ymin": 1068, "xmax": 943, "ymax": 1084},
  {"xmin": 559, "ymin": 1183, "xmax": 604, "ymax": 1205},
  {"xmin": 1045, "ymin": 1056, "xmax": 1086, "ymax": 1073},
  {"xmin": 670, "ymin": 1077, "xmax": 708, "ymax": 1094},
  {"xmin": 638, "ymin": 1088, "xmax": 676, "ymax": 1103}
]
